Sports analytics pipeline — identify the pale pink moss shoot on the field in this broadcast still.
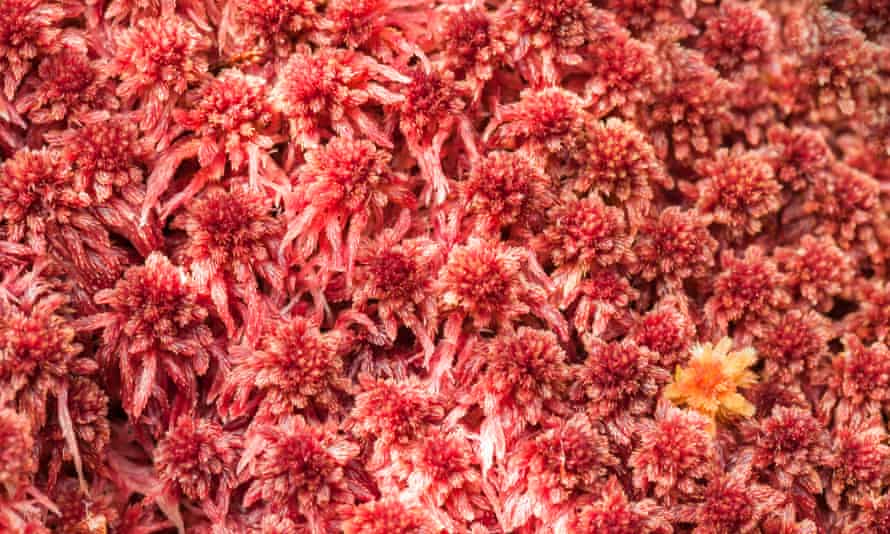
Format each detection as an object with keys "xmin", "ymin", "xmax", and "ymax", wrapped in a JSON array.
[
  {"xmin": 741, "ymin": 405, "xmax": 831, "ymax": 496},
  {"xmin": 92, "ymin": 252, "xmax": 216, "ymax": 420},
  {"xmin": 774, "ymin": 234, "xmax": 854, "ymax": 313},
  {"xmin": 502, "ymin": 413, "xmax": 618, "ymax": 530},
  {"xmin": 693, "ymin": 147, "xmax": 782, "ymax": 238},
  {"xmin": 381, "ymin": 427, "xmax": 487, "ymax": 530},
  {"xmin": 0, "ymin": 147, "xmax": 87, "ymax": 251},
  {"xmin": 846, "ymin": 280, "xmax": 890, "ymax": 343},
  {"xmin": 752, "ymin": 308, "xmax": 831, "ymax": 384},
  {"xmin": 282, "ymin": 136, "xmax": 414, "ymax": 285},
  {"xmin": 15, "ymin": 46, "xmax": 114, "ymax": 125},
  {"xmin": 534, "ymin": 194, "xmax": 634, "ymax": 308},
  {"xmin": 629, "ymin": 401, "xmax": 718, "ymax": 505},
  {"xmin": 269, "ymin": 45, "xmax": 408, "ymax": 149},
  {"xmin": 171, "ymin": 183, "xmax": 284, "ymax": 337},
  {"xmin": 436, "ymin": 237, "xmax": 567, "ymax": 371},
  {"xmin": 0, "ymin": 0, "xmax": 73, "ymax": 101},
  {"xmin": 396, "ymin": 66, "xmax": 467, "ymax": 205},
  {"xmin": 505, "ymin": 0, "xmax": 622, "ymax": 84},
  {"xmin": 697, "ymin": 1, "xmax": 777, "ymax": 74},
  {"xmin": 155, "ymin": 416, "xmax": 241, "ymax": 521},
  {"xmin": 45, "ymin": 116, "xmax": 159, "ymax": 255},
  {"xmin": 634, "ymin": 207, "xmax": 718, "ymax": 284},
  {"xmin": 145, "ymin": 68, "xmax": 281, "ymax": 224},
  {"xmin": 0, "ymin": 275, "xmax": 96, "ymax": 492},
  {"xmin": 572, "ymin": 118, "xmax": 670, "ymax": 225},
  {"xmin": 351, "ymin": 215, "xmax": 441, "ymax": 356},
  {"xmin": 630, "ymin": 296, "xmax": 697, "ymax": 368},
  {"xmin": 677, "ymin": 453, "xmax": 785, "ymax": 534},
  {"xmin": 459, "ymin": 150, "xmax": 555, "ymax": 240},
  {"xmin": 342, "ymin": 497, "xmax": 435, "ymax": 534},
  {"xmin": 823, "ymin": 335, "xmax": 890, "ymax": 421},
  {"xmin": 240, "ymin": 417, "xmax": 360, "ymax": 528},
  {"xmin": 827, "ymin": 413, "xmax": 890, "ymax": 511},
  {"xmin": 224, "ymin": 0, "xmax": 317, "ymax": 55},
  {"xmin": 108, "ymin": 15, "xmax": 210, "ymax": 135},
  {"xmin": 573, "ymin": 338, "xmax": 670, "ymax": 423},
  {"xmin": 437, "ymin": 4, "xmax": 507, "ymax": 102},
  {"xmin": 41, "ymin": 377, "xmax": 110, "ymax": 488},
  {"xmin": 556, "ymin": 476, "xmax": 671, "ymax": 534},
  {"xmin": 465, "ymin": 327, "xmax": 570, "ymax": 471},
  {"xmin": 0, "ymin": 408, "xmax": 37, "ymax": 493},
  {"xmin": 705, "ymin": 246, "xmax": 790, "ymax": 334},
  {"xmin": 219, "ymin": 316, "xmax": 350, "ymax": 420}
]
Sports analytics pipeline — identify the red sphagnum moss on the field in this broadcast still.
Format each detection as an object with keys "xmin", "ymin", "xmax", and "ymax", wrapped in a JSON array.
[{"xmin": 0, "ymin": 0, "xmax": 888, "ymax": 531}]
